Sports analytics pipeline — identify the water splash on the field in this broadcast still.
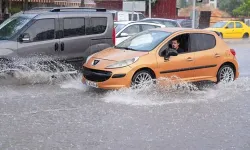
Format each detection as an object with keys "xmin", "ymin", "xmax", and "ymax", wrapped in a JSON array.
[
  {"xmin": 102, "ymin": 77, "xmax": 250, "ymax": 106},
  {"xmin": 0, "ymin": 56, "xmax": 79, "ymax": 85}
]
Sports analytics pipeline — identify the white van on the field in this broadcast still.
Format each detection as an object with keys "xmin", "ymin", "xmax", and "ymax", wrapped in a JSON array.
[{"xmin": 109, "ymin": 10, "xmax": 145, "ymax": 21}]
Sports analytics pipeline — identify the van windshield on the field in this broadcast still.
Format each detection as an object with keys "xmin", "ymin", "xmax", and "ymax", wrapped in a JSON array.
[{"xmin": 0, "ymin": 16, "xmax": 31, "ymax": 40}]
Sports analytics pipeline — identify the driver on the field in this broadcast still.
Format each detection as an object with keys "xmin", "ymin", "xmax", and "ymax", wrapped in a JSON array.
[{"xmin": 171, "ymin": 38, "xmax": 184, "ymax": 53}]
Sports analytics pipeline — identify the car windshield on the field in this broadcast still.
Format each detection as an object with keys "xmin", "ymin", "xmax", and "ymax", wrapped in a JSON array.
[
  {"xmin": 114, "ymin": 23, "xmax": 126, "ymax": 33},
  {"xmin": 0, "ymin": 16, "xmax": 32, "ymax": 40},
  {"xmin": 211, "ymin": 22, "xmax": 227, "ymax": 28},
  {"xmin": 115, "ymin": 30, "xmax": 171, "ymax": 52}
]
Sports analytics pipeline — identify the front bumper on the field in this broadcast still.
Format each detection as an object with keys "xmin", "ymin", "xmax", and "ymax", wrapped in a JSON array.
[{"xmin": 81, "ymin": 66, "xmax": 134, "ymax": 89}]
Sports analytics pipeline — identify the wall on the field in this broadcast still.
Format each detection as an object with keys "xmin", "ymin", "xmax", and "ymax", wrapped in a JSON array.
[
  {"xmin": 94, "ymin": 0, "xmax": 179, "ymax": 19},
  {"xmin": 151, "ymin": 0, "xmax": 177, "ymax": 19},
  {"xmin": 94, "ymin": 0, "xmax": 123, "ymax": 10}
]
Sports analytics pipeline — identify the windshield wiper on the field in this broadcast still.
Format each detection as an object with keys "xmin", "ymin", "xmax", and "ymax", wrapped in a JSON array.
[{"xmin": 114, "ymin": 46, "xmax": 137, "ymax": 51}]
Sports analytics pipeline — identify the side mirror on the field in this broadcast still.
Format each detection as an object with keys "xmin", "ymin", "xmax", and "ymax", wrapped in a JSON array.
[
  {"xmin": 120, "ymin": 33, "xmax": 129, "ymax": 37},
  {"xmin": 225, "ymin": 26, "xmax": 229, "ymax": 29},
  {"xmin": 164, "ymin": 48, "xmax": 178, "ymax": 60},
  {"xmin": 19, "ymin": 33, "xmax": 30, "ymax": 43}
]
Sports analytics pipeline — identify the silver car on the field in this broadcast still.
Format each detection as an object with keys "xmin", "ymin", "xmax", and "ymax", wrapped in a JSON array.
[{"xmin": 0, "ymin": 7, "xmax": 115, "ymax": 70}]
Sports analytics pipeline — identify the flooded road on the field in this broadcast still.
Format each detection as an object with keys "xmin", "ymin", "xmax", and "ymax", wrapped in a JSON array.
[{"xmin": 0, "ymin": 42, "xmax": 250, "ymax": 150}]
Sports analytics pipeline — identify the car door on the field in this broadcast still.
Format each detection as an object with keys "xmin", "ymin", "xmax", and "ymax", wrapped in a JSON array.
[
  {"xmin": 58, "ymin": 13, "xmax": 90, "ymax": 68},
  {"xmin": 234, "ymin": 22, "xmax": 245, "ymax": 38},
  {"xmin": 223, "ymin": 22, "xmax": 235, "ymax": 38},
  {"xmin": 17, "ymin": 16, "xmax": 60, "ymax": 59},
  {"xmin": 116, "ymin": 24, "xmax": 140, "ymax": 45},
  {"xmin": 189, "ymin": 33, "xmax": 220, "ymax": 80},
  {"xmin": 156, "ymin": 33, "xmax": 195, "ymax": 81}
]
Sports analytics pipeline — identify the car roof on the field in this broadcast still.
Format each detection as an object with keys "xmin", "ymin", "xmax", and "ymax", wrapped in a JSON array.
[
  {"xmin": 150, "ymin": 27, "xmax": 215, "ymax": 33},
  {"xmin": 22, "ymin": 7, "xmax": 110, "ymax": 15},
  {"xmin": 142, "ymin": 18, "xmax": 177, "ymax": 21},
  {"xmin": 114, "ymin": 21, "xmax": 135, "ymax": 24},
  {"xmin": 129, "ymin": 22, "xmax": 165, "ymax": 26}
]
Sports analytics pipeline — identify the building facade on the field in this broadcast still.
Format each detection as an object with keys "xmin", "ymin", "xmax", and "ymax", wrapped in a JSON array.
[{"xmin": 95, "ymin": 0, "xmax": 179, "ymax": 19}]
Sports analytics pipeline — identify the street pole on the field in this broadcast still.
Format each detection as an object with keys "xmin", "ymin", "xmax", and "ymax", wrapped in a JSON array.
[
  {"xmin": 149, "ymin": 0, "xmax": 151, "ymax": 18},
  {"xmin": 192, "ymin": 0, "xmax": 196, "ymax": 28},
  {"xmin": 132, "ymin": 0, "xmax": 135, "ymax": 21}
]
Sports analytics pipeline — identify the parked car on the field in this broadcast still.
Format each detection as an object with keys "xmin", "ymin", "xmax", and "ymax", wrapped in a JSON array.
[
  {"xmin": 176, "ymin": 19, "xmax": 192, "ymax": 28},
  {"xmin": 82, "ymin": 28, "xmax": 239, "ymax": 90},
  {"xmin": 109, "ymin": 10, "xmax": 145, "ymax": 22},
  {"xmin": 114, "ymin": 21, "xmax": 165, "ymax": 45},
  {"xmin": 139, "ymin": 18, "xmax": 181, "ymax": 27},
  {"xmin": 114, "ymin": 21, "xmax": 135, "ymax": 33},
  {"xmin": 205, "ymin": 21, "xmax": 250, "ymax": 39},
  {"xmin": 0, "ymin": 7, "xmax": 115, "ymax": 70}
]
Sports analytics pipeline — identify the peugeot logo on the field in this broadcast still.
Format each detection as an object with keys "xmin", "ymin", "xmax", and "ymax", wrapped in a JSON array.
[{"xmin": 92, "ymin": 59, "xmax": 100, "ymax": 66}]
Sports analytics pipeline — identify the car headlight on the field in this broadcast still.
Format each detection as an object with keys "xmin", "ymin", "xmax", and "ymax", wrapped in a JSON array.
[{"xmin": 106, "ymin": 57, "xmax": 139, "ymax": 69}]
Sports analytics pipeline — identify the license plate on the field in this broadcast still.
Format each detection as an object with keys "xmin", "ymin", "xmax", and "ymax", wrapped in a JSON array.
[{"xmin": 85, "ymin": 80, "xmax": 98, "ymax": 88}]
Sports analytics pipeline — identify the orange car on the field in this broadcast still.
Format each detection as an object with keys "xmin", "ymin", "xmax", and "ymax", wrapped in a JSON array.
[{"xmin": 81, "ymin": 28, "xmax": 239, "ymax": 89}]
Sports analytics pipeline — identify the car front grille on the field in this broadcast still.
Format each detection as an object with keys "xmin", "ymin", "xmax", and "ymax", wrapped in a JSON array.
[{"xmin": 82, "ymin": 66, "xmax": 112, "ymax": 82}]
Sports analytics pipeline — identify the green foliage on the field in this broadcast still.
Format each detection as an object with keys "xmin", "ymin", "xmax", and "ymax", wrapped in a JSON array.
[
  {"xmin": 218, "ymin": 0, "xmax": 243, "ymax": 15},
  {"xmin": 233, "ymin": 0, "xmax": 250, "ymax": 16},
  {"xmin": 9, "ymin": 7, "xmax": 22, "ymax": 15}
]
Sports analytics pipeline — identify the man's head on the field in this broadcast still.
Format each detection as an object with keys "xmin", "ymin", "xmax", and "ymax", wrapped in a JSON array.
[{"xmin": 171, "ymin": 39, "xmax": 180, "ymax": 49}]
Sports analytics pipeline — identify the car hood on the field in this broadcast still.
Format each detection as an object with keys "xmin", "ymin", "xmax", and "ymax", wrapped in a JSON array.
[{"xmin": 92, "ymin": 47, "xmax": 149, "ymax": 62}]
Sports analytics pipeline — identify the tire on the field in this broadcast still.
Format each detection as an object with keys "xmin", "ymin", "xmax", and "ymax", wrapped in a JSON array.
[
  {"xmin": 243, "ymin": 33, "xmax": 249, "ymax": 39},
  {"xmin": 219, "ymin": 32, "xmax": 223, "ymax": 38},
  {"xmin": 216, "ymin": 65, "xmax": 235, "ymax": 83},
  {"xmin": 131, "ymin": 70, "xmax": 154, "ymax": 88}
]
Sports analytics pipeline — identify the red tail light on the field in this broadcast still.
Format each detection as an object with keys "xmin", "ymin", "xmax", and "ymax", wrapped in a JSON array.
[
  {"xmin": 230, "ymin": 49, "xmax": 236, "ymax": 56},
  {"xmin": 112, "ymin": 28, "xmax": 116, "ymax": 45}
]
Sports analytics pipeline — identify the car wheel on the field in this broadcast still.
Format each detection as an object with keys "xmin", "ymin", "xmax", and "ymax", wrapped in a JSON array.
[
  {"xmin": 219, "ymin": 32, "xmax": 223, "ymax": 38},
  {"xmin": 217, "ymin": 65, "xmax": 235, "ymax": 83},
  {"xmin": 131, "ymin": 70, "xmax": 154, "ymax": 88},
  {"xmin": 243, "ymin": 33, "xmax": 249, "ymax": 39}
]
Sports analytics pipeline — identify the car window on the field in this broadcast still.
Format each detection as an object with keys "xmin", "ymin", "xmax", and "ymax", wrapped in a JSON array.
[
  {"xmin": 114, "ymin": 24, "xmax": 126, "ymax": 33},
  {"xmin": 141, "ymin": 24, "xmax": 159, "ymax": 31},
  {"xmin": 236, "ymin": 22, "xmax": 243, "ymax": 28},
  {"xmin": 148, "ymin": 20, "xmax": 162, "ymax": 25},
  {"xmin": 86, "ymin": 17, "xmax": 107, "ymax": 35},
  {"xmin": 121, "ymin": 24, "xmax": 140, "ymax": 35},
  {"xmin": 139, "ymin": 14, "xmax": 145, "ymax": 20},
  {"xmin": 190, "ymin": 33, "xmax": 216, "ymax": 52},
  {"xmin": 227, "ymin": 22, "xmax": 234, "ymax": 28},
  {"xmin": 0, "ymin": 16, "xmax": 31, "ymax": 40},
  {"xmin": 63, "ymin": 18, "xmax": 85, "ymax": 38},
  {"xmin": 164, "ymin": 21, "xmax": 178, "ymax": 27},
  {"xmin": 129, "ymin": 14, "xmax": 138, "ymax": 21},
  {"xmin": 211, "ymin": 21, "xmax": 227, "ymax": 28},
  {"xmin": 24, "ymin": 19, "xmax": 55, "ymax": 42},
  {"xmin": 116, "ymin": 30, "xmax": 171, "ymax": 52}
]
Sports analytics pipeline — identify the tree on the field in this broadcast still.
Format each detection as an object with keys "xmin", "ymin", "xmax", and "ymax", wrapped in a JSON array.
[
  {"xmin": 218, "ymin": 0, "xmax": 243, "ymax": 15},
  {"xmin": 233, "ymin": 0, "xmax": 250, "ymax": 16}
]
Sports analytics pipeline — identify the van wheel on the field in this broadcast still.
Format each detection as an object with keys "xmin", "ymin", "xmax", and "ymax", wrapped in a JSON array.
[
  {"xmin": 243, "ymin": 33, "xmax": 249, "ymax": 39},
  {"xmin": 216, "ymin": 65, "xmax": 235, "ymax": 83},
  {"xmin": 131, "ymin": 70, "xmax": 154, "ymax": 88}
]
